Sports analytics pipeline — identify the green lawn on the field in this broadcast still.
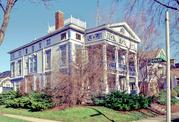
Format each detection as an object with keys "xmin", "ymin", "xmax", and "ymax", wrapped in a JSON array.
[
  {"xmin": 0, "ymin": 115, "xmax": 28, "ymax": 122},
  {"xmin": 0, "ymin": 106, "xmax": 153, "ymax": 122}
]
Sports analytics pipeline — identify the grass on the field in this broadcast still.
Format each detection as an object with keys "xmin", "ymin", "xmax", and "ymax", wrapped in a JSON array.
[
  {"xmin": 0, "ymin": 115, "xmax": 28, "ymax": 122},
  {"xmin": 0, "ymin": 106, "xmax": 150, "ymax": 122}
]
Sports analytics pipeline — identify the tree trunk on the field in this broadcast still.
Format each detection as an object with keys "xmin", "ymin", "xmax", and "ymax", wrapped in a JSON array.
[{"xmin": 0, "ymin": 0, "xmax": 14, "ymax": 45}]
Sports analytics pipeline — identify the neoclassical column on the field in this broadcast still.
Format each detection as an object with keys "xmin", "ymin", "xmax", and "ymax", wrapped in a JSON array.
[
  {"xmin": 125, "ymin": 50, "xmax": 130, "ymax": 94},
  {"xmin": 134, "ymin": 53, "xmax": 140, "ymax": 94},
  {"xmin": 102, "ymin": 44, "xmax": 109, "ymax": 94},
  {"xmin": 115, "ymin": 47, "xmax": 120, "ymax": 91},
  {"xmin": 22, "ymin": 56, "xmax": 24, "ymax": 78},
  {"xmin": 13, "ymin": 82, "xmax": 17, "ymax": 91},
  {"xmin": 42, "ymin": 49, "xmax": 46, "ymax": 88}
]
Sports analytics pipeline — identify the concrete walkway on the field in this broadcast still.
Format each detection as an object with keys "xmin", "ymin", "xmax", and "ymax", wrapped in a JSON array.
[
  {"xmin": 132, "ymin": 116, "xmax": 165, "ymax": 122},
  {"xmin": 133, "ymin": 112, "xmax": 179, "ymax": 122},
  {"xmin": 3, "ymin": 114, "xmax": 60, "ymax": 122}
]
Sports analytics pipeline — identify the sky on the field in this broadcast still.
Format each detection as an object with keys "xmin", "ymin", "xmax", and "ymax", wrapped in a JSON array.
[
  {"xmin": 0, "ymin": 0, "xmax": 127, "ymax": 72},
  {"xmin": 0, "ymin": 0, "xmax": 174, "ymax": 72}
]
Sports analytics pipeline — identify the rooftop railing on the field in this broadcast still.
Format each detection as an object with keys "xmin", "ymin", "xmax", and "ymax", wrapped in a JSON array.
[{"xmin": 64, "ymin": 16, "xmax": 86, "ymax": 29}]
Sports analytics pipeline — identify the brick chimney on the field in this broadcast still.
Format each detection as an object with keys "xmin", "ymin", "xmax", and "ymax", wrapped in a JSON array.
[{"xmin": 55, "ymin": 11, "xmax": 64, "ymax": 30}]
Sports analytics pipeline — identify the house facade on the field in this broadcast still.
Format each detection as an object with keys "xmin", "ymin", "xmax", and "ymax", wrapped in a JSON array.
[
  {"xmin": 139, "ymin": 49, "xmax": 167, "ymax": 96},
  {"xmin": 9, "ymin": 11, "xmax": 141, "ymax": 94},
  {"xmin": 0, "ymin": 71, "xmax": 13, "ymax": 93}
]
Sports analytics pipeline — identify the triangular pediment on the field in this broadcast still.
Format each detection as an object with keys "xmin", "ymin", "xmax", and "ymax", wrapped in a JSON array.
[{"xmin": 108, "ymin": 22, "xmax": 141, "ymax": 43}]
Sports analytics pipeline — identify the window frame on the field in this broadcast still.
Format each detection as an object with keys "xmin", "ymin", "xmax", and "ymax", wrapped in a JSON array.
[
  {"xmin": 45, "ymin": 49, "xmax": 51, "ymax": 70},
  {"xmin": 59, "ymin": 44, "xmax": 67, "ymax": 67},
  {"xmin": 61, "ymin": 32, "xmax": 67, "ymax": 40},
  {"xmin": 76, "ymin": 33, "xmax": 81, "ymax": 40}
]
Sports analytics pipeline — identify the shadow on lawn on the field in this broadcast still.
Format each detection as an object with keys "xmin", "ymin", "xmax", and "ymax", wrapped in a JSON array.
[{"xmin": 90, "ymin": 108, "xmax": 115, "ymax": 122}]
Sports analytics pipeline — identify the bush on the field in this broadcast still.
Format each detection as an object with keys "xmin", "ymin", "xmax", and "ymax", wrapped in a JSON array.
[
  {"xmin": 5, "ymin": 96, "xmax": 30, "ymax": 108},
  {"xmin": 4, "ymin": 92, "xmax": 53, "ymax": 111},
  {"xmin": 0, "ymin": 91, "xmax": 21, "ymax": 105},
  {"xmin": 157, "ymin": 90, "xmax": 177, "ymax": 105},
  {"xmin": 92, "ymin": 91, "xmax": 153, "ymax": 111},
  {"xmin": 172, "ymin": 89, "xmax": 177, "ymax": 97},
  {"xmin": 174, "ymin": 86, "xmax": 179, "ymax": 96},
  {"xmin": 28, "ymin": 92, "xmax": 53, "ymax": 111},
  {"xmin": 91, "ymin": 95, "xmax": 106, "ymax": 106}
]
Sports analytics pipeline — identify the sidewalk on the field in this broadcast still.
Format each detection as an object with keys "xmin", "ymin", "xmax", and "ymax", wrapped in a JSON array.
[
  {"xmin": 133, "ymin": 112, "xmax": 179, "ymax": 122},
  {"xmin": 2, "ymin": 114, "xmax": 60, "ymax": 122},
  {"xmin": 132, "ymin": 116, "xmax": 165, "ymax": 122}
]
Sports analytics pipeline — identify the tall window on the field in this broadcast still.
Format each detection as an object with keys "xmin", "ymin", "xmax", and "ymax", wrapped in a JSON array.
[
  {"xmin": 45, "ymin": 50, "xmax": 51, "ymax": 70},
  {"xmin": 59, "ymin": 45, "xmax": 67, "ymax": 66},
  {"xmin": 11, "ymin": 62, "xmax": 15, "ymax": 77},
  {"xmin": 61, "ymin": 33, "xmax": 66, "ymax": 40},
  {"xmin": 17, "ymin": 60, "xmax": 22, "ymax": 76},
  {"xmin": 25, "ymin": 59, "xmax": 29, "ymax": 75},
  {"xmin": 29, "ymin": 55, "xmax": 37, "ymax": 73},
  {"xmin": 33, "ymin": 55, "xmax": 37, "ymax": 73},
  {"xmin": 76, "ymin": 33, "xmax": 81, "ymax": 40},
  {"xmin": 30, "ymin": 58, "xmax": 33, "ymax": 73}
]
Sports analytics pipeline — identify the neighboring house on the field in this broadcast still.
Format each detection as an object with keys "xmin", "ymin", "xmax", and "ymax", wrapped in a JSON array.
[
  {"xmin": 8, "ymin": 11, "xmax": 141, "ymax": 94},
  {"xmin": 0, "ymin": 71, "xmax": 13, "ymax": 93},
  {"xmin": 139, "ymin": 49, "xmax": 166, "ymax": 96},
  {"xmin": 171, "ymin": 62, "xmax": 179, "ymax": 87}
]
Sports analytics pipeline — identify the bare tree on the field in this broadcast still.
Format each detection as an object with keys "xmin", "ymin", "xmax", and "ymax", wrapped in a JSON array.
[
  {"xmin": 0, "ymin": 0, "xmax": 52, "ymax": 46},
  {"xmin": 19, "ymin": 45, "xmax": 104, "ymax": 106},
  {"xmin": 123, "ymin": 0, "xmax": 179, "ymax": 54},
  {"xmin": 124, "ymin": 12, "xmax": 167, "ymax": 96}
]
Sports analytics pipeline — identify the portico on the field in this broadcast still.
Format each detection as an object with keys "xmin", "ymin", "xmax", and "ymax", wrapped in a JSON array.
[{"xmin": 102, "ymin": 43, "xmax": 139, "ymax": 94}]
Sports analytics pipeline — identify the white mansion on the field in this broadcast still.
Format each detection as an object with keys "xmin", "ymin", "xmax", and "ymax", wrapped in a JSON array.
[{"xmin": 9, "ymin": 11, "xmax": 141, "ymax": 94}]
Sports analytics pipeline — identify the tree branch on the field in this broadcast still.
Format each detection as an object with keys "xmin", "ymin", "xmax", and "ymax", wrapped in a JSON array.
[
  {"xmin": 0, "ymin": 2, "xmax": 5, "ymax": 13},
  {"xmin": 175, "ymin": 0, "xmax": 179, "ymax": 6},
  {"xmin": 154, "ymin": 0, "xmax": 179, "ymax": 11},
  {"xmin": 13, "ymin": 0, "xmax": 18, "ymax": 6}
]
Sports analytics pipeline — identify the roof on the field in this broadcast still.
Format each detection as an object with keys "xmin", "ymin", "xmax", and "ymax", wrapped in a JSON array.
[
  {"xmin": 139, "ymin": 49, "xmax": 161, "ymax": 59},
  {"xmin": 86, "ymin": 22, "xmax": 141, "ymax": 43},
  {"xmin": 140, "ymin": 48, "xmax": 167, "ymax": 61},
  {"xmin": 8, "ymin": 22, "xmax": 141, "ymax": 54},
  {"xmin": 8, "ymin": 24, "xmax": 85, "ymax": 54},
  {"xmin": 143, "ymin": 49, "xmax": 161, "ymax": 59},
  {"xmin": 0, "ymin": 71, "xmax": 11, "ymax": 78}
]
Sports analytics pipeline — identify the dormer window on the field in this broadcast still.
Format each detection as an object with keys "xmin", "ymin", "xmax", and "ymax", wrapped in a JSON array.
[{"xmin": 61, "ymin": 33, "xmax": 66, "ymax": 40}]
